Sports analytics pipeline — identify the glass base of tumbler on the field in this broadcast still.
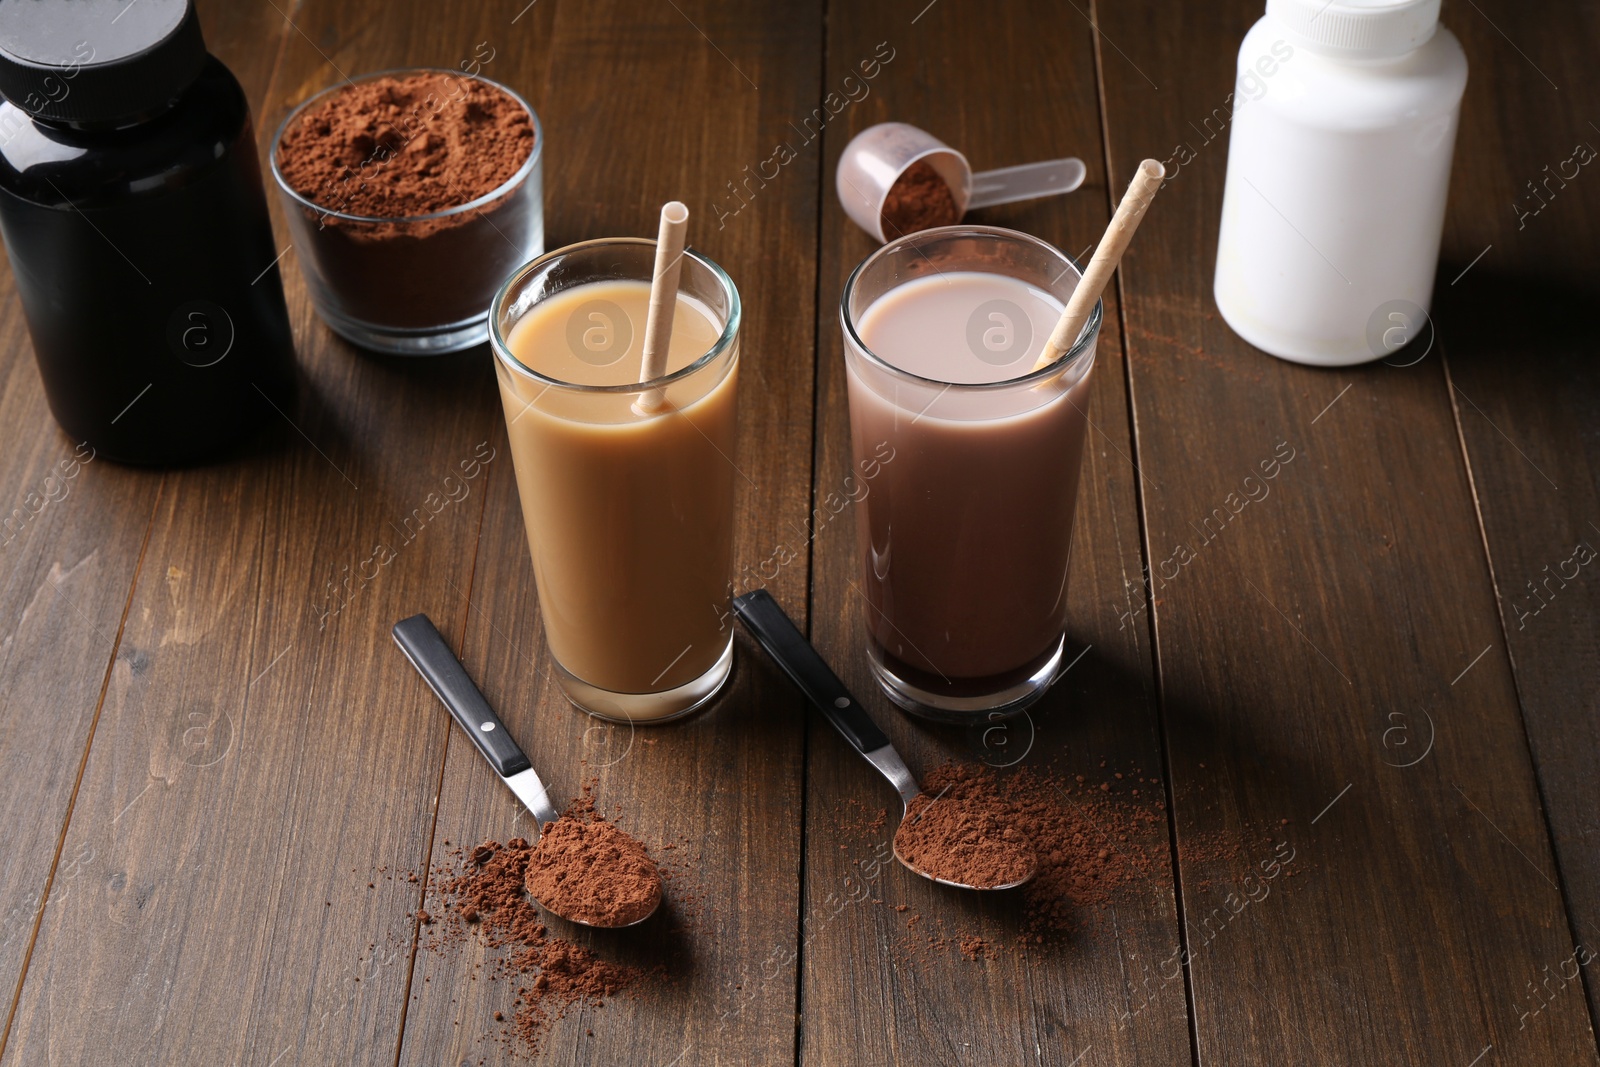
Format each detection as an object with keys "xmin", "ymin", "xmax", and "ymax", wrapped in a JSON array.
[
  {"xmin": 315, "ymin": 304, "xmax": 489, "ymax": 355},
  {"xmin": 553, "ymin": 636, "xmax": 734, "ymax": 725},
  {"xmin": 867, "ymin": 633, "xmax": 1064, "ymax": 725}
]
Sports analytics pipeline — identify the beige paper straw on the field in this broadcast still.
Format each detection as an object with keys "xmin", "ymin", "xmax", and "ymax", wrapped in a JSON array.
[
  {"xmin": 635, "ymin": 201, "xmax": 691, "ymax": 413},
  {"xmin": 1032, "ymin": 159, "xmax": 1165, "ymax": 371}
]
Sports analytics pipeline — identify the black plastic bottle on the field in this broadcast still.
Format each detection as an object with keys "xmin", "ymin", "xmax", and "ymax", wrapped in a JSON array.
[{"xmin": 0, "ymin": 0, "xmax": 295, "ymax": 465}]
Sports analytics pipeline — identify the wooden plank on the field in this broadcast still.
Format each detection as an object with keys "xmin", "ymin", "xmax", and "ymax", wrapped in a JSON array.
[
  {"xmin": 0, "ymin": 0, "xmax": 289, "ymax": 1054},
  {"xmin": 801, "ymin": 3, "xmax": 1191, "ymax": 1064},
  {"xmin": 1092, "ymin": 0, "xmax": 1600, "ymax": 1063},
  {"xmin": 0, "ymin": 2, "xmax": 526, "ymax": 1063},
  {"xmin": 394, "ymin": 1, "xmax": 822, "ymax": 1064},
  {"xmin": 1433, "ymin": 0, "xmax": 1600, "ymax": 1032}
]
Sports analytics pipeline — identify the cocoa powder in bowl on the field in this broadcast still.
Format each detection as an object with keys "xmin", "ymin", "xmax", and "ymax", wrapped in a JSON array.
[
  {"xmin": 272, "ymin": 70, "xmax": 540, "ymax": 339},
  {"xmin": 527, "ymin": 812, "xmax": 663, "ymax": 926}
]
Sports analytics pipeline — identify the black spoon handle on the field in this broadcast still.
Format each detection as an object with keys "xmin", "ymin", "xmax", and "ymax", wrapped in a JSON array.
[
  {"xmin": 392, "ymin": 613, "xmax": 530, "ymax": 778},
  {"xmin": 732, "ymin": 589, "xmax": 890, "ymax": 755}
]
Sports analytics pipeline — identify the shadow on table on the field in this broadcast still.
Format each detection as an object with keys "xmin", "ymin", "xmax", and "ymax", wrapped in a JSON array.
[
  {"xmin": 1432, "ymin": 266, "xmax": 1595, "ymax": 371},
  {"xmin": 555, "ymin": 893, "xmax": 699, "ymax": 981},
  {"xmin": 233, "ymin": 335, "xmax": 499, "ymax": 476},
  {"xmin": 872, "ymin": 636, "xmax": 1348, "ymax": 946}
]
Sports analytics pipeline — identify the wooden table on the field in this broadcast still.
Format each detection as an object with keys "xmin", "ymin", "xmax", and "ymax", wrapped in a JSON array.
[{"xmin": 2, "ymin": 1, "xmax": 1597, "ymax": 1063}]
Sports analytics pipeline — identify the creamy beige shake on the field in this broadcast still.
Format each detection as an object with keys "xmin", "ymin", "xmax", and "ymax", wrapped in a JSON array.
[{"xmin": 495, "ymin": 277, "xmax": 738, "ymax": 719}]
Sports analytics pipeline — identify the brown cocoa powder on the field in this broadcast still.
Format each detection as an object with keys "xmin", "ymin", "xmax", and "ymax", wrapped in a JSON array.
[
  {"xmin": 908, "ymin": 762, "xmax": 1170, "ymax": 941},
  {"xmin": 958, "ymin": 935, "xmax": 995, "ymax": 961},
  {"xmin": 881, "ymin": 159, "xmax": 961, "ymax": 237},
  {"xmin": 276, "ymin": 71, "xmax": 534, "ymax": 220},
  {"xmin": 425, "ymin": 837, "xmax": 641, "ymax": 1056},
  {"xmin": 526, "ymin": 812, "xmax": 663, "ymax": 928},
  {"xmin": 274, "ymin": 71, "xmax": 539, "ymax": 332},
  {"xmin": 893, "ymin": 782, "xmax": 1037, "ymax": 889},
  {"xmin": 876, "ymin": 760, "xmax": 1304, "ymax": 966}
]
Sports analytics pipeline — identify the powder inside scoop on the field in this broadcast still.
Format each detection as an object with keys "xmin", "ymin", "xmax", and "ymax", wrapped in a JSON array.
[{"xmin": 881, "ymin": 158, "xmax": 961, "ymax": 237}]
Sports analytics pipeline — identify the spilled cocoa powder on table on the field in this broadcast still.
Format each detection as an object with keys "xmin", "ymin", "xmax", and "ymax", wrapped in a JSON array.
[
  {"xmin": 897, "ymin": 761, "xmax": 1163, "ymax": 939},
  {"xmin": 847, "ymin": 760, "xmax": 1290, "ymax": 959},
  {"xmin": 424, "ymin": 839, "xmax": 637, "ymax": 1056},
  {"xmin": 416, "ymin": 788, "xmax": 668, "ymax": 1057}
]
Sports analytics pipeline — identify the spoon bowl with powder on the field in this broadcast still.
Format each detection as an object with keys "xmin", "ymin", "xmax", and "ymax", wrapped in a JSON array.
[
  {"xmin": 733, "ymin": 591, "xmax": 1037, "ymax": 891},
  {"xmin": 393, "ymin": 614, "xmax": 663, "ymax": 928}
]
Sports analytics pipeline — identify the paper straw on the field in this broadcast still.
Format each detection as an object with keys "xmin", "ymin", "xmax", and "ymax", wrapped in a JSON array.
[
  {"xmin": 1032, "ymin": 159, "xmax": 1165, "ymax": 371},
  {"xmin": 635, "ymin": 200, "xmax": 690, "ymax": 412}
]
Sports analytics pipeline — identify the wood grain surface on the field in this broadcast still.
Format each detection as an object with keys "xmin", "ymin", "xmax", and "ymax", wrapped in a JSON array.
[
  {"xmin": 1435, "ymin": 0, "xmax": 1600, "ymax": 1035},
  {"xmin": 0, "ymin": 0, "xmax": 283, "ymax": 1056},
  {"xmin": 802, "ymin": 2, "xmax": 1187, "ymax": 1065},
  {"xmin": 3, "ymin": 3, "xmax": 512, "ymax": 1063},
  {"xmin": 1093, "ymin": 0, "xmax": 1599, "ymax": 1063},
  {"xmin": 395, "ymin": 1, "xmax": 823, "ymax": 1065},
  {"xmin": 0, "ymin": 0, "xmax": 1593, "ymax": 1064}
]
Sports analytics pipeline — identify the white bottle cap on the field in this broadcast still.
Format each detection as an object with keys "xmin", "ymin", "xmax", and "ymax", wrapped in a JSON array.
[{"xmin": 1265, "ymin": 0, "xmax": 1440, "ymax": 59}]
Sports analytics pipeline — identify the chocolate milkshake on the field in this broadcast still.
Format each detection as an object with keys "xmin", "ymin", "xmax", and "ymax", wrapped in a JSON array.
[{"xmin": 840, "ymin": 228, "xmax": 1099, "ymax": 720}]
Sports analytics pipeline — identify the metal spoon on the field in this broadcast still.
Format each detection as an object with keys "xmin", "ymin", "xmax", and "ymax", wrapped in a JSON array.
[
  {"xmin": 732, "ymin": 590, "xmax": 1036, "ymax": 891},
  {"xmin": 391, "ymin": 614, "xmax": 662, "ymax": 928}
]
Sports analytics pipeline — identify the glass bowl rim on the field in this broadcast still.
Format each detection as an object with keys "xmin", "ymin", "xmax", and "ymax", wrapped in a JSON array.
[{"xmin": 268, "ymin": 67, "xmax": 543, "ymax": 225}]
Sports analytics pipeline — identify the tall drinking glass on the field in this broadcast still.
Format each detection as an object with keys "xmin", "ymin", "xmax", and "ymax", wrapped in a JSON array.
[
  {"xmin": 840, "ymin": 226, "xmax": 1100, "ymax": 722},
  {"xmin": 490, "ymin": 239, "xmax": 741, "ymax": 722}
]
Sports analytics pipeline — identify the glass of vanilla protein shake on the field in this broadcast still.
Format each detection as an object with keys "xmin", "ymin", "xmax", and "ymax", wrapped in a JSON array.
[
  {"xmin": 841, "ymin": 226, "xmax": 1099, "ymax": 723},
  {"xmin": 490, "ymin": 239, "xmax": 741, "ymax": 723}
]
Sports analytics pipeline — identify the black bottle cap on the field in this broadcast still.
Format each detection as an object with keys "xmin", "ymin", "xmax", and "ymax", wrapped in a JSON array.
[{"xmin": 0, "ymin": 0, "xmax": 206, "ymax": 124}]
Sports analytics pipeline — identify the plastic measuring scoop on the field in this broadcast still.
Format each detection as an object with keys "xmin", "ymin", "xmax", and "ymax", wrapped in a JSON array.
[{"xmin": 837, "ymin": 121, "xmax": 1086, "ymax": 242}]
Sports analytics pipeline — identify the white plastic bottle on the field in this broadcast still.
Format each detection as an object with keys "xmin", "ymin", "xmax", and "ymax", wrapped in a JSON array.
[{"xmin": 1213, "ymin": 0, "xmax": 1468, "ymax": 366}]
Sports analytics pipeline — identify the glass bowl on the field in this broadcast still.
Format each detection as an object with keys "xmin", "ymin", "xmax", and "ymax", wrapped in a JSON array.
[{"xmin": 269, "ymin": 68, "xmax": 544, "ymax": 355}]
